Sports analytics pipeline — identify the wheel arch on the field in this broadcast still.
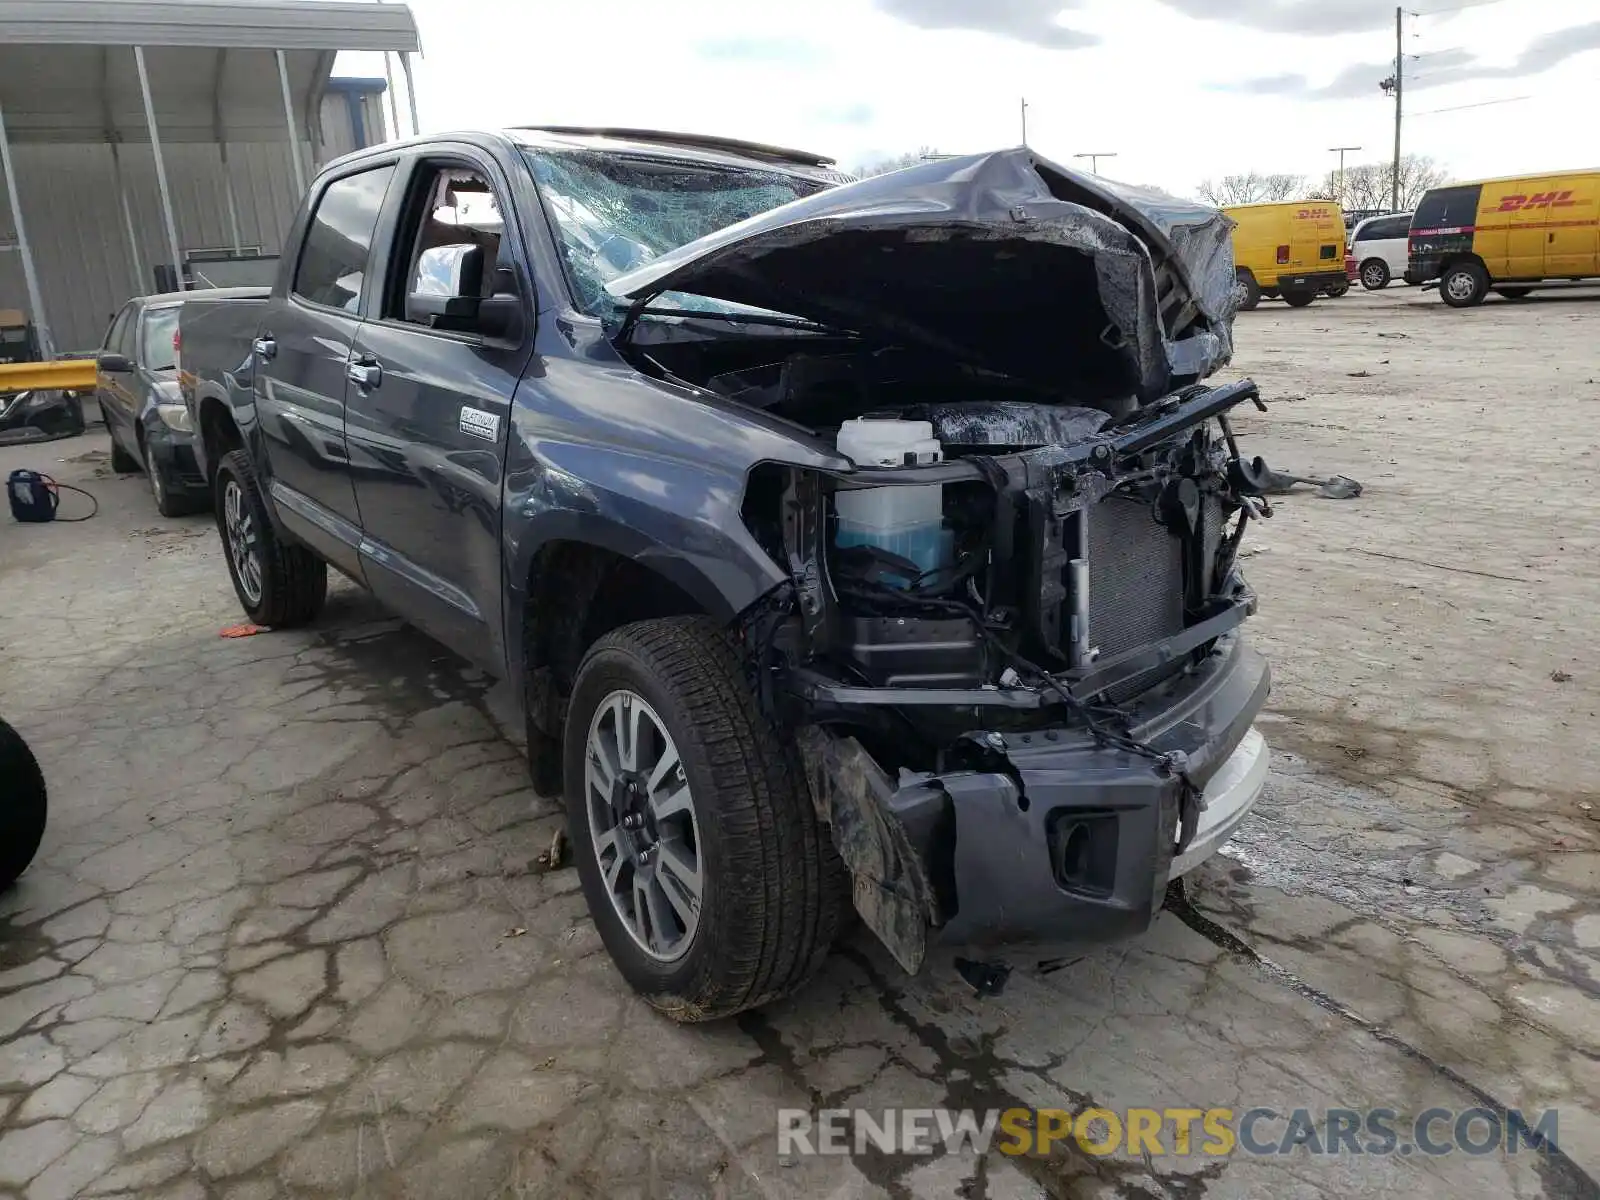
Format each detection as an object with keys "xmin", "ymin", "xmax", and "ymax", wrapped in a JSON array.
[{"xmin": 515, "ymin": 528, "xmax": 749, "ymax": 791}]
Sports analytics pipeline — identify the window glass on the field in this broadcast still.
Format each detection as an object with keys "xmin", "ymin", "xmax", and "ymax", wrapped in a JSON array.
[
  {"xmin": 292, "ymin": 165, "xmax": 395, "ymax": 312},
  {"xmin": 1412, "ymin": 186, "xmax": 1479, "ymax": 231},
  {"xmin": 140, "ymin": 306, "xmax": 179, "ymax": 372},
  {"xmin": 104, "ymin": 306, "xmax": 132, "ymax": 353},
  {"xmin": 525, "ymin": 149, "xmax": 827, "ymax": 316}
]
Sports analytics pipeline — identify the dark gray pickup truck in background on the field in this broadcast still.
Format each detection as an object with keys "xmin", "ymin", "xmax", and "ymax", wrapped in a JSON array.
[{"xmin": 180, "ymin": 127, "xmax": 1275, "ymax": 1020}]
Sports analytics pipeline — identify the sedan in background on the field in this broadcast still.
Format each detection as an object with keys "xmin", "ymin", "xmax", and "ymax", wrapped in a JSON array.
[{"xmin": 95, "ymin": 292, "xmax": 220, "ymax": 516}]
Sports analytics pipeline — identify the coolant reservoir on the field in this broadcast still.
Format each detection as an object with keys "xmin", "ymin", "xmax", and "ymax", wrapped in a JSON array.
[{"xmin": 834, "ymin": 418, "xmax": 952, "ymax": 584}]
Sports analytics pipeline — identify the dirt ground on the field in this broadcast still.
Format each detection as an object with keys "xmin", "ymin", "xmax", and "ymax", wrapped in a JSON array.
[{"xmin": 0, "ymin": 285, "xmax": 1597, "ymax": 1199}]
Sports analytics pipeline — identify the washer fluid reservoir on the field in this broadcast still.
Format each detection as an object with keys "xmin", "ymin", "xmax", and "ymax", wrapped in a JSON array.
[{"xmin": 833, "ymin": 418, "xmax": 953, "ymax": 586}]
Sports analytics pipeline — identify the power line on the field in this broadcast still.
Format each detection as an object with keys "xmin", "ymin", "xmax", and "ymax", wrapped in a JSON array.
[
  {"xmin": 1408, "ymin": 0, "xmax": 1510, "ymax": 16},
  {"xmin": 1409, "ymin": 94, "xmax": 1532, "ymax": 117}
]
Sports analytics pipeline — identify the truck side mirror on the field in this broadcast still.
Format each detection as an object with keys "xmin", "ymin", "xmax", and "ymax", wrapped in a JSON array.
[
  {"xmin": 406, "ymin": 243, "xmax": 484, "ymax": 329},
  {"xmin": 406, "ymin": 246, "xmax": 522, "ymax": 341}
]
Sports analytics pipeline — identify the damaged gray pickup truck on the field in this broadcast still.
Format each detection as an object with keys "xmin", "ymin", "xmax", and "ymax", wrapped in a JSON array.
[{"xmin": 181, "ymin": 128, "xmax": 1273, "ymax": 1021}]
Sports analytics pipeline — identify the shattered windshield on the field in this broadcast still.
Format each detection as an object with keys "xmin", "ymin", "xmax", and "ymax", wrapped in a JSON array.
[{"xmin": 524, "ymin": 149, "xmax": 828, "ymax": 318}]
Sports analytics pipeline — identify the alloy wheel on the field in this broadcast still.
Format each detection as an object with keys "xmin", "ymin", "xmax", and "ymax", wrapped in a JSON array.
[
  {"xmin": 585, "ymin": 689, "xmax": 703, "ymax": 962},
  {"xmin": 1362, "ymin": 263, "xmax": 1387, "ymax": 290},
  {"xmin": 222, "ymin": 478, "xmax": 263, "ymax": 605},
  {"xmin": 1445, "ymin": 271, "xmax": 1477, "ymax": 303}
]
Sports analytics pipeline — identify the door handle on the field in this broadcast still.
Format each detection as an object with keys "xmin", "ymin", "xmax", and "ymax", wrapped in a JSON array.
[
  {"xmin": 346, "ymin": 358, "xmax": 382, "ymax": 389},
  {"xmin": 252, "ymin": 335, "xmax": 276, "ymax": 361}
]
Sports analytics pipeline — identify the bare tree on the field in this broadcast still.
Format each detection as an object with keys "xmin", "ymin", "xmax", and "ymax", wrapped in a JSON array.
[
  {"xmin": 1196, "ymin": 171, "xmax": 1306, "ymax": 206},
  {"xmin": 1314, "ymin": 155, "xmax": 1450, "ymax": 213},
  {"xmin": 853, "ymin": 146, "xmax": 943, "ymax": 179}
]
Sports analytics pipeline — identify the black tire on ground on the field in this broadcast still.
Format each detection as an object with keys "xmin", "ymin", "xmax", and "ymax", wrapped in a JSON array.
[
  {"xmin": 1235, "ymin": 271, "xmax": 1261, "ymax": 311},
  {"xmin": 564, "ymin": 615, "xmax": 850, "ymax": 1021},
  {"xmin": 109, "ymin": 437, "xmax": 140, "ymax": 474},
  {"xmin": 0, "ymin": 717, "xmax": 47, "ymax": 891},
  {"xmin": 1324, "ymin": 281, "xmax": 1350, "ymax": 298},
  {"xmin": 1440, "ymin": 260, "xmax": 1489, "ymax": 308},
  {"xmin": 1360, "ymin": 259, "xmax": 1391, "ymax": 290},
  {"xmin": 141, "ymin": 433, "xmax": 202, "ymax": 518},
  {"xmin": 1494, "ymin": 286, "xmax": 1534, "ymax": 299},
  {"xmin": 213, "ymin": 449, "xmax": 327, "ymax": 627},
  {"xmin": 1282, "ymin": 289, "xmax": 1316, "ymax": 308}
]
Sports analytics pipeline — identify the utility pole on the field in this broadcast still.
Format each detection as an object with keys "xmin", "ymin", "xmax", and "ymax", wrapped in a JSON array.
[
  {"xmin": 1073, "ymin": 152, "xmax": 1116, "ymax": 175},
  {"xmin": 1392, "ymin": 5, "xmax": 1403, "ymax": 211},
  {"xmin": 1020, "ymin": 97, "xmax": 1028, "ymax": 146},
  {"xmin": 1328, "ymin": 145, "xmax": 1361, "ymax": 202}
]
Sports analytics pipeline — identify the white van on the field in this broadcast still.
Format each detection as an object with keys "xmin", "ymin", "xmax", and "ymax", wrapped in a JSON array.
[{"xmin": 1350, "ymin": 212, "xmax": 1413, "ymax": 290}]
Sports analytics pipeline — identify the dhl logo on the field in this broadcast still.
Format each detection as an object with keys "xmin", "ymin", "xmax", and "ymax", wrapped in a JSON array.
[
  {"xmin": 1495, "ymin": 191, "xmax": 1576, "ymax": 212},
  {"xmin": 1296, "ymin": 207, "xmax": 1333, "ymax": 219}
]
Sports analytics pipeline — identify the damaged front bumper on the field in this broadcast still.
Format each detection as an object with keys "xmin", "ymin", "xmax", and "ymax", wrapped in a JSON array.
[{"xmin": 800, "ymin": 627, "xmax": 1269, "ymax": 974}]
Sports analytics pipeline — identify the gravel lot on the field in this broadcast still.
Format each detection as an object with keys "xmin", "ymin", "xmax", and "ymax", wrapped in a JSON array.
[{"xmin": 0, "ymin": 286, "xmax": 1596, "ymax": 1198}]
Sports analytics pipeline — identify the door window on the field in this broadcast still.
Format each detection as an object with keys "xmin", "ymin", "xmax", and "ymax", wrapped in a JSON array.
[
  {"xmin": 292, "ymin": 165, "xmax": 396, "ymax": 313},
  {"xmin": 384, "ymin": 163, "xmax": 512, "ymax": 332}
]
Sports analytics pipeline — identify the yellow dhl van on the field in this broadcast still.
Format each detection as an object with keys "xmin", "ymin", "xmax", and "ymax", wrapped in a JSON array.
[
  {"xmin": 1223, "ymin": 200, "xmax": 1347, "ymax": 309},
  {"xmin": 1407, "ymin": 168, "xmax": 1600, "ymax": 306}
]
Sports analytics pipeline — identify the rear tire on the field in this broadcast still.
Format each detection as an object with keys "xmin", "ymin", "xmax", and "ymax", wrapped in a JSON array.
[
  {"xmin": 1235, "ymin": 271, "xmax": 1261, "ymax": 311},
  {"xmin": 1440, "ymin": 261, "xmax": 1489, "ymax": 307},
  {"xmin": 0, "ymin": 717, "xmax": 47, "ymax": 891},
  {"xmin": 1282, "ymin": 289, "xmax": 1316, "ymax": 308},
  {"xmin": 1360, "ymin": 259, "xmax": 1391, "ymax": 290},
  {"xmin": 109, "ymin": 438, "xmax": 140, "ymax": 474},
  {"xmin": 214, "ymin": 450, "xmax": 326, "ymax": 627},
  {"xmin": 564, "ymin": 615, "xmax": 849, "ymax": 1021}
]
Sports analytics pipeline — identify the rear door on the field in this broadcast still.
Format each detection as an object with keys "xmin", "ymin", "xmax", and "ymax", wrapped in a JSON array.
[
  {"xmin": 342, "ymin": 148, "xmax": 535, "ymax": 671},
  {"xmin": 252, "ymin": 161, "xmax": 397, "ymax": 577},
  {"xmin": 1291, "ymin": 203, "xmax": 1342, "ymax": 274},
  {"xmin": 1543, "ymin": 176, "xmax": 1599, "ymax": 278}
]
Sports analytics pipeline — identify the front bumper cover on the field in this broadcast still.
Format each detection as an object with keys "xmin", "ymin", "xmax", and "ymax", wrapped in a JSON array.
[{"xmin": 801, "ymin": 631, "xmax": 1269, "ymax": 972}]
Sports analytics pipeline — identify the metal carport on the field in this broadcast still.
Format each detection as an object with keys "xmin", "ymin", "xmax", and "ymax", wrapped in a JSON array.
[{"xmin": 0, "ymin": 0, "xmax": 420, "ymax": 357}]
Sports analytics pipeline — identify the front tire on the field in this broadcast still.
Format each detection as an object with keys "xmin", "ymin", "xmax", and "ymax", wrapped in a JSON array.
[
  {"xmin": 1360, "ymin": 259, "xmax": 1391, "ymax": 290},
  {"xmin": 1282, "ymin": 289, "xmax": 1316, "ymax": 308},
  {"xmin": 564, "ymin": 616, "xmax": 849, "ymax": 1021},
  {"xmin": 214, "ymin": 450, "xmax": 326, "ymax": 627},
  {"xmin": 0, "ymin": 718, "xmax": 47, "ymax": 891},
  {"xmin": 1440, "ymin": 261, "xmax": 1489, "ymax": 307}
]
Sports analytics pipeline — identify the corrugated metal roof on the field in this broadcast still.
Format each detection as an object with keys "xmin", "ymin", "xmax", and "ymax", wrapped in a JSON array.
[{"xmin": 0, "ymin": 0, "xmax": 419, "ymax": 52}]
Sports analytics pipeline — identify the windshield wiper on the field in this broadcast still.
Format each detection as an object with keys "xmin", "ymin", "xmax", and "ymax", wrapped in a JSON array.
[{"xmin": 628, "ymin": 306, "xmax": 856, "ymax": 335}]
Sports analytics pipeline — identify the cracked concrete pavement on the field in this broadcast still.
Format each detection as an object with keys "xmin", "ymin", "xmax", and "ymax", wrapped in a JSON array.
[{"xmin": 1, "ymin": 288, "xmax": 1597, "ymax": 1198}]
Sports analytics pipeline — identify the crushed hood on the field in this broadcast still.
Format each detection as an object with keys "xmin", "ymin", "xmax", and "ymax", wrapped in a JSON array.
[{"xmin": 606, "ymin": 148, "xmax": 1238, "ymax": 405}]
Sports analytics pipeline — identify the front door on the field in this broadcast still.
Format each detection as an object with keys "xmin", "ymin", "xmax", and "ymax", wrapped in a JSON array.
[
  {"xmin": 343, "ymin": 154, "xmax": 534, "ymax": 671},
  {"xmin": 95, "ymin": 303, "xmax": 139, "ymax": 457},
  {"xmin": 251, "ymin": 162, "xmax": 396, "ymax": 577}
]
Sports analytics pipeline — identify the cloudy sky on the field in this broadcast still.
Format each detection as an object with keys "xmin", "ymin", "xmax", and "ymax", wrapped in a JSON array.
[{"xmin": 349, "ymin": 0, "xmax": 1597, "ymax": 198}]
